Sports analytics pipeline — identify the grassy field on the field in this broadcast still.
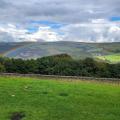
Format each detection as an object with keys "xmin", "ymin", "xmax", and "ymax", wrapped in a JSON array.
[
  {"xmin": 96, "ymin": 54, "xmax": 120, "ymax": 63},
  {"xmin": 0, "ymin": 76, "xmax": 120, "ymax": 120}
]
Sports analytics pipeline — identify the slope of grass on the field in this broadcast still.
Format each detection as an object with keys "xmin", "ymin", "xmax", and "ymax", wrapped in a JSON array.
[
  {"xmin": 0, "ymin": 76, "xmax": 120, "ymax": 120},
  {"xmin": 0, "ymin": 42, "xmax": 31, "ymax": 55},
  {"xmin": 97, "ymin": 54, "xmax": 120, "ymax": 63},
  {"xmin": 2, "ymin": 41, "xmax": 120, "ymax": 60}
]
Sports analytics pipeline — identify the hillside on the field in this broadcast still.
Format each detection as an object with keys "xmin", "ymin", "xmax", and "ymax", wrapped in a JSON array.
[
  {"xmin": 0, "ymin": 41, "xmax": 120, "ymax": 62},
  {"xmin": 0, "ymin": 42, "xmax": 32, "ymax": 56}
]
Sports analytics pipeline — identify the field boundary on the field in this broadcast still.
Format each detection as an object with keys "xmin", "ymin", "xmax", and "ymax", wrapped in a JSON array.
[{"xmin": 0, "ymin": 73, "xmax": 120, "ymax": 82}]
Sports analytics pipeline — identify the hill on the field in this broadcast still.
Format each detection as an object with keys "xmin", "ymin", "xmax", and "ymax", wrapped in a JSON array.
[
  {"xmin": 0, "ymin": 42, "xmax": 32, "ymax": 56},
  {"xmin": 0, "ymin": 76, "xmax": 120, "ymax": 120},
  {"xmin": 0, "ymin": 41, "xmax": 120, "ymax": 62}
]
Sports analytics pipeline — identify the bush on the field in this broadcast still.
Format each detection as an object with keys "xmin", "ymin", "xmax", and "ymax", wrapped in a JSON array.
[{"xmin": 0, "ymin": 63, "xmax": 6, "ymax": 72}]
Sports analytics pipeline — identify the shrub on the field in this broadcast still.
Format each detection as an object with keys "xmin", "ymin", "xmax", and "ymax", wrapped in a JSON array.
[{"xmin": 0, "ymin": 63, "xmax": 6, "ymax": 72}]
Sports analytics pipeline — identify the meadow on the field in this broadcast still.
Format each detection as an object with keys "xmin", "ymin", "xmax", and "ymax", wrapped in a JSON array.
[
  {"xmin": 0, "ymin": 76, "xmax": 120, "ymax": 120},
  {"xmin": 97, "ymin": 54, "xmax": 120, "ymax": 63}
]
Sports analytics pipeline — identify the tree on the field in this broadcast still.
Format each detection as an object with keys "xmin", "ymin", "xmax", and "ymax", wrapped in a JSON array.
[
  {"xmin": 0, "ymin": 54, "xmax": 119, "ymax": 78},
  {"xmin": 0, "ymin": 63, "xmax": 5, "ymax": 72}
]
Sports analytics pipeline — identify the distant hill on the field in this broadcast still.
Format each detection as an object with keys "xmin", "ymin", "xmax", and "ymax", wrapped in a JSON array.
[
  {"xmin": 0, "ymin": 41, "xmax": 120, "ymax": 62},
  {"xmin": 0, "ymin": 42, "xmax": 32, "ymax": 56}
]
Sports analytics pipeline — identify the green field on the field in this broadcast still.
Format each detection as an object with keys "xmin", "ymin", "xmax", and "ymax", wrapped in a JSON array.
[
  {"xmin": 96, "ymin": 54, "xmax": 120, "ymax": 63},
  {"xmin": 0, "ymin": 76, "xmax": 120, "ymax": 120}
]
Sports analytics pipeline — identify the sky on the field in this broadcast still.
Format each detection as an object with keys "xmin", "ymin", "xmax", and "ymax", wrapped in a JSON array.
[{"xmin": 0, "ymin": 0, "xmax": 120, "ymax": 42}]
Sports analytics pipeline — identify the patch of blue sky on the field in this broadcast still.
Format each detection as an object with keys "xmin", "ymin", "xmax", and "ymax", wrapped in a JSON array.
[
  {"xmin": 110, "ymin": 17, "xmax": 120, "ymax": 22},
  {"xmin": 29, "ymin": 20, "xmax": 66, "ymax": 29},
  {"xmin": 27, "ymin": 20, "xmax": 67, "ymax": 34},
  {"xmin": 27, "ymin": 26, "xmax": 39, "ymax": 33}
]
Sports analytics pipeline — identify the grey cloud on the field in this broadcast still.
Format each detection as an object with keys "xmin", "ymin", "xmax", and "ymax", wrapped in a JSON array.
[
  {"xmin": 0, "ymin": 0, "xmax": 119, "ymax": 24},
  {"xmin": 0, "ymin": 0, "xmax": 11, "ymax": 8},
  {"xmin": 0, "ymin": 32, "xmax": 15, "ymax": 42},
  {"xmin": 0, "ymin": 0, "xmax": 120, "ymax": 42}
]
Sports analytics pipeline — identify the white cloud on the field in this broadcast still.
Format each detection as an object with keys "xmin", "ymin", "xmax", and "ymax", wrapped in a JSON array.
[
  {"xmin": 0, "ymin": 24, "xmax": 63, "ymax": 42},
  {"xmin": 60, "ymin": 19, "xmax": 120, "ymax": 42},
  {"xmin": 28, "ymin": 26, "xmax": 63, "ymax": 42},
  {"xmin": 0, "ymin": 19, "xmax": 120, "ymax": 43}
]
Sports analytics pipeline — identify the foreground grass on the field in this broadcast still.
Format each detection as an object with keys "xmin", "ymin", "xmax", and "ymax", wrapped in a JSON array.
[
  {"xmin": 97, "ymin": 54, "xmax": 120, "ymax": 63},
  {"xmin": 0, "ymin": 76, "xmax": 120, "ymax": 120}
]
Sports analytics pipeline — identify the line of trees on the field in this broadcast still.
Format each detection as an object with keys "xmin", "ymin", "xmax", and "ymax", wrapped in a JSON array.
[{"xmin": 0, "ymin": 54, "xmax": 120, "ymax": 78}]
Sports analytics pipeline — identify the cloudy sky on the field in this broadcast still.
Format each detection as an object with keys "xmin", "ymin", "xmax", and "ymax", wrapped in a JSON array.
[{"xmin": 0, "ymin": 0, "xmax": 120, "ymax": 42}]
